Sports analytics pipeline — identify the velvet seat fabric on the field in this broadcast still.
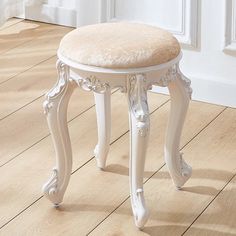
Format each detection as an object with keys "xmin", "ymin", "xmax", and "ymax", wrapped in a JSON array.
[{"xmin": 59, "ymin": 22, "xmax": 181, "ymax": 69}]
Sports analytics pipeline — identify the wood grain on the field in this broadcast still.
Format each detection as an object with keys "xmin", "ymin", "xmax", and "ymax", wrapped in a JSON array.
[
  {"xmin": 0, "ymin": 101, "xmax": 223, "ymax": 235},
  {"xmin": 0, "ymin": 91, "xmax": 167, "ymax": 228},
  {"xmin": 184, "ymin": 172, "xmax": 236, "ymax": 235},
  {"xmin": 89, "ymin": 108, "xmax": 236, "ymax": 236},
  {"xmin": 0, "ymin": 20, "xmax": 234, "ymax": 236},
  {"xmin": 0, "ymin": 56, "xmax": 57, "ymax": 119},
  {"xmin": 0, "ymin": 90, "xmax": 92, "ymax": 166},
  {"xmin": 0, "ymin": 21, "xmax": 64, "ymax": 55},
  {"xmin": 0, "ymin": 18, "xmax": 23, "ymax": 31},
  {"xmin": 0, "ymin": 26, "xmax": 72, "ymax": 84},
  {"xmin": 0, "ymin": 87, "xmax": 166, "ymax": 166}
]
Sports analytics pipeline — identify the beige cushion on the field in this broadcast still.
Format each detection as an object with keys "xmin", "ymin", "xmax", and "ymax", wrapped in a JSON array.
[{"xmin": 59, "ymin": 22, "xmax": 181, "ymax": 69}]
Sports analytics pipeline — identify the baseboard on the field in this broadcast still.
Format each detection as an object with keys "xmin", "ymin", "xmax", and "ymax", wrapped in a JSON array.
[
  {"xmin": 152, "ymin": 75, "xmax": 236, "ymax": 108},
  {"xmin": 25, "ymin": 4, "xmax": 77, "ymax": 27}
]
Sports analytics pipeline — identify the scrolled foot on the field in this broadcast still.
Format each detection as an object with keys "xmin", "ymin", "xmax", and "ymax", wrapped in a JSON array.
[
  {"xmin": 175, "ymin": 153, "xmax": 192, "ymax": 189},
  {"xmin": 42, "ymin": 168, "xmax": 63, "ymax": 205},
  {"xmin": 132, "ymin": 189, "xmax": 149, "ymax": 229}
]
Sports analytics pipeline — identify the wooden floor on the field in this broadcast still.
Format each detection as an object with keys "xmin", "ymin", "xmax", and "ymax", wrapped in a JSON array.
[{"xmin": 0, "ymin": 19, "xmax": 236, "ymax": 236}]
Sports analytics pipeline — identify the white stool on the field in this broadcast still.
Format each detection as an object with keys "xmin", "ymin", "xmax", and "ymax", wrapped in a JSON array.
[{"xmin": 42, "ymin": 22, "xmax": 192, "ymax": 229}]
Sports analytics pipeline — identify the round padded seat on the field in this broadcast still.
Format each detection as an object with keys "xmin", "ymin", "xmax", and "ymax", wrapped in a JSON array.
[{"xmin": 58, "ymin": 22, "xmax": 181, "ymax": 69}]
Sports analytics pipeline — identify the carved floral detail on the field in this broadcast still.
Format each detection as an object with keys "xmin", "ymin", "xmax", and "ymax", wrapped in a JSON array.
[
  {"xmin": 117, "ymin": 86, "xmax": 127, "ymax": 93},
  {"xmin": 157, "ymin": 64, "xmax": 177, "ymax": 87},
  {"xmin": 75, "ymin": 76, "xmax": 109, "ymax": 94},
  {"xmin": 179, "ymin": 73, "xmax": 193, "ymax": 99},
  {"xmin": 42, "ymin": 168, "xmax": 59, "ymax": 204},
  {"xmin": 43, "ymin": 60, "xmax": 69, "ymax": 115},
  {"xmin": 43, "ymin": 100, "xmax": 53, "ymax": 115},
  {"xmin": 155, "ymin": 63, "xmax": 192, "ymax": 99},
  {"xmin": 128, "ymin": 74, "xmax": 149, "ymax": 137},
  {"xmin": 49, "ymin": 60, "xmax": 69, "ymax": 99}
]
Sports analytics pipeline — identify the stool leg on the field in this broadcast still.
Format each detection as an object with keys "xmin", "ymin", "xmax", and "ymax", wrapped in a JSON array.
[
  {"xmin": 42, "ymin": 60, "xmax": 75, "ymax": 206},
  {"xmin": 127, "ymin": 74, "xmax": 150, "ymax": 229},
  {"xmin": 94, "ymin": 90, "xmax": 111, "ymax": 169},
  {"xmin": 165, "ymin": 67, "xmax": 192, "ymax": 189}
]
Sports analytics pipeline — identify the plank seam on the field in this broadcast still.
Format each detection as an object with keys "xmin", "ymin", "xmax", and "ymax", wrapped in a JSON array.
[
  {"xmin": 86, "ymin": 106, "xmax": 227, "ymax": 234},
  {"xmin": 0, "ymin": 95, "xmax": 44, "ymax": 121},
  {"xmin": 0, "ymin": 27, "xmax": 61, "ymax": 56},
  {"xmin": 0, "ymin": 98, "xmax": 170, "ymax": 229},
  {"xmin": 0, "ymin": 103, "xmax": 96, "ymax": 168},
  {"xmin": 0, "ymin": 19, "xmax": 23, "ymax": 32},
  {"xmin": 0, "ymin": 196, "xmax": 43, "ymax": 230},
  {"xmin": 0, "ymin": 55, "xmax": 56, "ymax": 86},
  {"xmin": 0, "ymin": 90, "xmax": 122, "ymax": 167},
  {"xmin": 181, "ymin": 171, "xmax": 236, "ymax": 235}
]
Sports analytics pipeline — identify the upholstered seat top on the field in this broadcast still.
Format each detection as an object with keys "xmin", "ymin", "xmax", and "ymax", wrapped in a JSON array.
[{"xmin": 59, "ymin": 22, "xmax": 181, "ymax": 69}]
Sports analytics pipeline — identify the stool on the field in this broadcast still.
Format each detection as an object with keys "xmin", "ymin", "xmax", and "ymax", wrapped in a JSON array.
[{"xmin": 42, "ymin": 22, "xmax": 192, "ymax": 229}]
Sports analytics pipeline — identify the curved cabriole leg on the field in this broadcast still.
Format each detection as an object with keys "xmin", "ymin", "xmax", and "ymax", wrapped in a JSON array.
[
  {"xmin": 42, "ymin": 60, "xmax": 75, "ymax": 206},
  {"xmin": 127, "ymin": 74, "xmax": 150, "ymax": 229},
  {"xmin": 165, "ymin": 65, "xmax": 193, "ymax": 189},
  {"xmin": 94, "ymin": 90, "xmax": 111, "ymax": 169}
]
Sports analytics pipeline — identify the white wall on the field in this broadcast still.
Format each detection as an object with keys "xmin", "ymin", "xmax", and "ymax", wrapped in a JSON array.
[
  {"xmin": 180, "ymin": 0, "xmax": 236, "ymax": 107},
  {"xmin": 25, "ymin": 0, "xmax": 77, "ymax": 26},
  {"xmin": 25, "ymin": 0, "xmax": 236, "ymax": 107},
  {"xmin": 76, "ymin": 0, "xmax": 102, "ymax": 26},
  {"xmin": 102, "ymin": 0, "xmax": 236, "ymax": 107}
]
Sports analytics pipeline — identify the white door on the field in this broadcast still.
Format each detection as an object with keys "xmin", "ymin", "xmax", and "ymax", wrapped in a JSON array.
[
  {"xmin": 76, "ymin": 0, "xmax": 236, "ymax": 107},
  {"xmin": 26, "ymin": 0, "xmax": 236, "ymax": 107}
]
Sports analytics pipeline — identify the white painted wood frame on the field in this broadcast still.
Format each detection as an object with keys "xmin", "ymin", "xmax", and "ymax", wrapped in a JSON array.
[{"xmin": 43, "ymin": 51, "xmax": 192, "ymax": 228}]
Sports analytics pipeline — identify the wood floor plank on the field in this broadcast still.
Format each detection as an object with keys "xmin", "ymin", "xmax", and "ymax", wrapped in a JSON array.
[
  {"xmin": 0, "ymin": 101, "xmax": 223, "ymax": 235},
  {"xmin": 0, "ymin": 88, "xmax": 165, "ymax": 167},
  {"xmin": 0, "ymin": 56, "xmax": 57, "ymax": 120},
  {"xmin": 0, "ymin": 26, "xmax": 72, "ymax": 84},
  {"xmin": 0, "ymin": 20, "xmax": 63, "ymax": 55},
  {"xmin": 0, "ymin": 18, "xmax": 23, "ymax": 31},
  {"xmin": 0, "ymin": 90, "xmax": 94, "ymax": 166},
  {"xmin": 184, "ymin": 175, "xmax": 236, "ymax": 236},
  {"xmin": 0, "ymin": 92, "xmax": 168, "ymax": 228},
  {"xmin": 88, "ymin": 108, "xmax": 236, "ymax": 236}
]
